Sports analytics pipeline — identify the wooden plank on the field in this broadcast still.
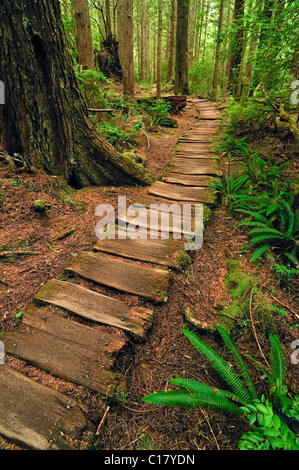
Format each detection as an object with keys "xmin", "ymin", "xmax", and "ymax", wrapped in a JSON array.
[
  {"xmin": 2, "ymin": 320, "xmax": 123, "ymax": 395},
  {"xmin": 171, "ymin": 157, "xmax": 219, "ymax": 167},
  {"xmin": 163, "ymin": 174, "xmax": 219, "ymax": 187},
  {"xmin": 148, "ymin": 181, "xmax": 216, "ymax": 204},
  {"xmin": 23, "ymin": 305, "xmax": 126, "ymax": 364},
  {"xmin": 65, "ymin": 253, "xmax": 170, "ymax": 303},
  {"xmin": 35, "ymin": 280, "xmax": 153, "ymax": 338},
  {"xmin": 0, "ymin": 364, "xmax": 89, "ymax": 450},
  {"xmin": 93, "ymin": 237, "xmax": 184, "ymax": 268},
  {"xmin": 117, "ymin": 205, "xmax": 196, "ymax": 237},
  {"xmin": 169, "ymin": 165, "xmax": 222, "ymax": 176}
]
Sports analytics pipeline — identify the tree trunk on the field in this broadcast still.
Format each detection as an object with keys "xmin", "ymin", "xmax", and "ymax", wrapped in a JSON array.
[
  {"xmin": 117, "ymin": 0, "xmax": 135, "ymax": 99},
  {"xmin": 228, "ymin": 0, "xmax": 245, "ymax": 96},
  {"xmin": 174, "ymin": 0, "xmax": 190, "ymax": 95},
  {"xmin": 156, "ymin": 0, "xmax": 163, "ymax": 98},
  {"xmin": 212, "ymin": 0, "xmax": 225, "ymax": 100},
  {"xmin": 165, "ymin": 0, "xmax": 176, "ymax": 83},
  {"xmin": 72, "ymin": 0, "xmax": 95, "ymax": 69},
  {"xmin": 105, "ymin": 0, "xmax": 112, "ymax": 37},
  {"xmin": 0, "ymin": 0, "xmax": 151, "ymax": 188}
]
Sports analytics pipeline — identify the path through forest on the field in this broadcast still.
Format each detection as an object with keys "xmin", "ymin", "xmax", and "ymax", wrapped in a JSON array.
[{"xmin": 0, "ymin": 99, "xmax": 220, "ymax": 450}]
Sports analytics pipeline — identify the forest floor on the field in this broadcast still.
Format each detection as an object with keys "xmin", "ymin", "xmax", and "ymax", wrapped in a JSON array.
[{"xmin": 0, "ymin": 86, "xmax": 298, "ymax": 451}]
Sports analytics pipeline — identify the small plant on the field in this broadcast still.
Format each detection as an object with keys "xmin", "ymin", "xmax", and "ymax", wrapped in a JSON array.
[
  {"xmin": 209, "ymin": 173, "xmax": 251, "ymax": 216},
  {"xmin": 240, "ymin": 154, "xmax": 289, "ymax": 187},
  {"xmin": 98, "ymin": 123, "xmax": 138, "ymax": 150},
  {"xmin": 238, "ymin": 200, "xmax": 299, "ymax": 265},
  {"xmin": 142, "ymin": 327, "xmax": 299, "ymax": 450},
  {"xmin": 273, "ymin": 262, "xmax": 299, "ymax": 285},
  {"xmin": 213, "ymin": 134, "xmax": 249, "ymax": 159},
  {"xmin": 137, "ymin": 99, "xmax": 174, "ymax": 129}
]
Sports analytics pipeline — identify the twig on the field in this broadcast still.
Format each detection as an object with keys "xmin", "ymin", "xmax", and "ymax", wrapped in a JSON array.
[
  {"xmin": 96, "ymin": 405, "xmax": 110, "ymax": 436},
  {"xmin": 270, "ymin": 295, "xmax": 299, "ymax": 320},
  {"xmin": 0, "ymin": 250, "xmax": 41, "ymax": 258},
  {"xmin": 238, "ymin": 279, "xmax": 254, "ymax": 308},
  {"xmin": 120, "ymin": 425, "xmax": 150, "ymax": 450},
  {"xmin": 249, "ymin": 289, "xmax": 269, "ymax": 368},
  {"xmin": 50, "ymin": 225, "xmax": 78, "ymax": 243},
  {"xmin": 201, "ymin": 410, "xmax": 220, "ymax": 450}
]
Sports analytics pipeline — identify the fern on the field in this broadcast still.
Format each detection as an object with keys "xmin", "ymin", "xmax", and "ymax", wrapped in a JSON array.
[
  {"xmin": 217, "ymin": 326, "xmax": 258, "ymax": 401},
  {"xmin": 143, "ymin": 388, "xmax": 243, "ymax": 416},
  {"xmin": 182, "ymin": 329, "xmax": 252, "ymax": 404},
  {"xmin": 269, "ymin": 334, "xmax": 287, "ymax": 402}
]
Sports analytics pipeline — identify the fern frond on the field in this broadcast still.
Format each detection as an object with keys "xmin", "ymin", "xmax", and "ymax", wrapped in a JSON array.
[
  {"xmin": 182, "ymin": 329, "xmax": 252, "ymax": 403},
  {"xmin": 217, "ymin": 326, "xmax": 258, "ymax": 401},
  {"xmin": 250, "ymin": 244, "xmax": 271, "ymax": 261},
  {"xmin": 269, "ymin": 334, "xmax": 286, "ymax": 391},
  {"xmin": 142, "ymin": 389, "xmax": 242, "ymax": 416},
  {"xmin": 169, "ymin": 378, "xmax": 247, "ymax": 404}
]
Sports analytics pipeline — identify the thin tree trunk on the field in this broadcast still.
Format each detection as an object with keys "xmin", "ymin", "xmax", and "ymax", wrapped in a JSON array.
[
  {"xmin": 201, "ymin": 0, "xmax": 209, "ymax": 62},
  {"xmin": 0, "ymin": 0, "xmax": 150, "ymax": 188},
  {"xmin": 105, "ymin": 0, "xmax": 112, "ymax": 37},
  {"xmin": 121, "ymin": 0, "xmax": 135, "ymax": 99},
  {"xmin": 72, "ymin": 0, "xmax": 95, "ymax": 69},
  {"xmin": 212, "ymin": 0, "xmax": 225, "ymax": 100},
  {"xmin": 166, "ymin": 0, "xmax": 176, "ymax": 83},
  {"xmin": 174, "ymin": 0, "xmax": 190, "ymax": 95},
  {"xmin": 156, "ymin": 0, "xmax": 163, "ymax": 98},
  {"xmin": 228, "ymin": 0, "xmax": 245, "ymax": 95}
]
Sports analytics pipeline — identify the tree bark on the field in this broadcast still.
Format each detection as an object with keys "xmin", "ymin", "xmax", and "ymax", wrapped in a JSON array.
[
  {"xmin": 0, "ymin": 0, "xmax": 151, "ymax": 188},
  {"xmin": 156, "ymin": 0, "xmax": 163, "ymax": 98},
  {"xmin": 212, "ymin": 0, "xmax": 225, "ymax": 100},
  {"xmin": 165, "ymin": 0, "xmax": 176, "ymax": 83},
  {"xmin": 174, "ymin": 0, "xmax": 190, "ymax": 95},
  {"xmin": 72, "ymin": 0, "xmax": 95, "ymax": 69},
  {"xmin": 117, "ymin": 0, "xmax": 135, "ymax": 99},
  {"xmin": 228, "ymin": 0, "xmax": 245, "ymax": 96}
]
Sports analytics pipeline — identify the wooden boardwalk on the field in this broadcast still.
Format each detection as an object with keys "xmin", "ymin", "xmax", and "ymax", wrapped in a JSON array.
[{"xmin": 0, "ymin": 99, "xmax": 220, "ymax": 449}]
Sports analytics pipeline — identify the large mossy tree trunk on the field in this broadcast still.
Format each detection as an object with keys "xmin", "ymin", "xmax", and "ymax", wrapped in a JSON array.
[{"xmin": 0, "ymin": 0, "xmax": 151, "ymax": 188}]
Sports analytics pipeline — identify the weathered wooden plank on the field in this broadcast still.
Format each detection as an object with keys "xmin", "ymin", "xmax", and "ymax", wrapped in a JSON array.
[
  {"xmin": 0, "ymin": 364, "xmax": 89, "ymax": 450},
  {"xmin": 93, "ymin": 237, "xmax": 184, "ymax": 268},
  {"xmin": 117, "ymin": 204, "xmax": 195, "ymax": 237},
  {"xmin": 35, "ymin": 280, "xmax": 153, "ymax": 338},
  {"xmin": 169, "ymin": 164, "xmax": 222, "ymax": 176},
  {"xmin": 65, "ymin": 253, "xmax": 170, "ymax": 303},
  {"xmin": 23, "ymin": 305, "xmax": 126, "ymax": 363},
  {"xmin": 148, "ymin": 181, "xmax": 216, "ymax": 204},
  {"xmin": 2, "ymin": 322, "xmax": 123, "ymax": 395},
  {"xmin": 163, "ymin": 174, "xmax": 219, "ymax": 187}
]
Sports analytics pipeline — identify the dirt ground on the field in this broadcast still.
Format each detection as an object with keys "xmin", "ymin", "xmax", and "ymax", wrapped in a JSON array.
[{"xmin": 0, "ymin": 95, "xmax": 298, "ymax": 451}]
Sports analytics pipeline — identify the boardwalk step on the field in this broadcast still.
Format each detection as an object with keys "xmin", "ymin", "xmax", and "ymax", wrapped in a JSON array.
[
  {"xmin": 93, "ymin": 237, "xmax": 184, "ymax": 268},
  {"xmin": 163, "ymin": 174, "xmax": 219, "ymax": 187},
  {"xmin": 148, "ymin": 181, "xmax": 215, "ymax": 204},
  {"xmin": 117, "ymin": 207, "xmax": 195, "ymax": 237},
  {"xmin": 0, "ymin": 364, "xmax": 89, "ymax": 450},
  {"xmin": 169, "ymin": 162, "xmax": 222, "ymax": 176},
  {"xmin": 1, "ymin": 306, "xmax": 126, "ymax": 394},
  {"xmin": 65, "ymin": 253, "xmax": 170, "ymax": 303},
  {"xmin": 35, "ymin": 279, "xmax": 153, "ymax": 338}
]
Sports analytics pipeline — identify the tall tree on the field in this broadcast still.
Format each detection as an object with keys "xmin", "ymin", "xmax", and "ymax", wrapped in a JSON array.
[
  {"xmin": 174, "ymin": 0, "xmax": 190, "ymax": 95},
  {"xmin": 165, "ymin": 0, "xmax": 176, "ymax": 83},
  {"xmin": 0, "ymin": 0, "xmax": 150, "ymax": 188},
  {"xmin": 156, "ymin": 0, "xmax": 163, "ymax": 98},
  {"xmin": 117, "ymin": 0, "xmax": 135, "ymax": 98},
  {"xmin": 212, "ymin": 0, "xmax": 225, "ymax": 99},
  {"xmin": 72, "ymin": 0, "xmax": 95, "ymax": 69},
  {"xmin": 228, "ymin": 0, "xmax": 245, "ymax": 96}
]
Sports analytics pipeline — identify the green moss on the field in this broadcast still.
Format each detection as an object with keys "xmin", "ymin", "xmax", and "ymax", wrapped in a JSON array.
[{"xmin": 215, "ymin": 259, "xmax": 257, "ymax": 331}]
